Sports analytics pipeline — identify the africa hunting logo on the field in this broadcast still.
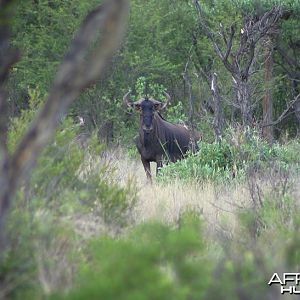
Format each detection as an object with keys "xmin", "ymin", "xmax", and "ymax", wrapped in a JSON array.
[{"xmin": 268, "ymin": 273, "xmax": 300, "ymax": 294}]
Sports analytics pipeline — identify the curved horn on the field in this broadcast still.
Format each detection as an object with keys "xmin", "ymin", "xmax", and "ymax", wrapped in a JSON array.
[
  {"xmin": 161, "ymin": 91, "xmax": 171, "ymax": 110},
  {"xmin": 123, "ymin": 91, "xmax": 132, "ymax": 107}
]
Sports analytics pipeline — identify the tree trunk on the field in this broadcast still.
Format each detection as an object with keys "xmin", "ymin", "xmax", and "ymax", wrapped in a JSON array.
[
  {"xmin": 262, "ymin": 36, "xmax": 274, "ymax": 144},
  {"xmin": 183, "ymin": 68, "xmax": 197, "ymax": 150},
  {"xmin": 211, "ymin": 73, "xmax": 224, "ymax": 140},
  {"xmin": 99, "ymin": 121, "xmax": 114, "ymax": 144},
  {"xmin": 233, "ymin": 77, "xmax": 252, "ymax": 127},
  {"xmin": 291, "ymin": 79, "xmax": 300, "ymax": 136}
]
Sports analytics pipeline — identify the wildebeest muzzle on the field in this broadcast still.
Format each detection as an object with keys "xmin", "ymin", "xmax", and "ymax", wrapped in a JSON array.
[{"xmin": 142, "ymin": 114, "xmax": 154, "ymax": 133}]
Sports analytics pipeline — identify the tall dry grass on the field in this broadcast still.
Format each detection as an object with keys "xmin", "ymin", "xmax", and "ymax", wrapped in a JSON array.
[
  {"xmin": 91, "ymin": 148, "xmax": 253, "ymax": 234},
  {"xmin": 97, "ymin": 147, "xmax": 300, "ymax": 234}
]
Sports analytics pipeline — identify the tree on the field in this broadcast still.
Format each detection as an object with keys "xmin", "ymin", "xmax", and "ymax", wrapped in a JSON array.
[
  {"xmin": 275, "ymin": 13, "xmax": 300, "ymax": 135},
  {"xmin": 0, "ymin": 0, "xmax": 129, "ymax": 248},
  {"xmin": 193, "ymin": 1, "xmax": 282, "ymax": 128},
  {"xmin": 262, "ymin": 35, "xmax": 274, "ymax": 143}
]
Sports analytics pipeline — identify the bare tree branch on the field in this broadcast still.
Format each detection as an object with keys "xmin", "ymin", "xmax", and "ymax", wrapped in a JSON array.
[
  {"xmin": 223, "ymin": 25, "xmax": 235, "ymax": 62},
  {"xmin": 0, "ymin": 0, "xmax": 129, "ymax": 247},
  {"xmin": 11, "ymin": 0, "xmax": 128, "ymax": 179},
  {"xmin": 261, "ymin": 93, "xmax": 300, "ymax": 127},
  {"xmin": 194, "ymin": 0, "xmax": 236, "ymax": 76}
]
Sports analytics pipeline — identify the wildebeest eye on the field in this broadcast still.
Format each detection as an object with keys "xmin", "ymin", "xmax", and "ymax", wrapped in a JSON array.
[
  {"xmin": 154, "ymin": 103, "xmax": 161, "ymax": 110},
  {"xmin": 134, "ymin": 104, "xmax": 141, "ymax": 111}
]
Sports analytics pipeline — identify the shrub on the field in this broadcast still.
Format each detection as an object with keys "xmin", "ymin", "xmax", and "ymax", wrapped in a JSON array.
[
  {"xmin": 52, "ymin": 213, "xmax": 213, "ymax": 300},
  {"xmin": 1, "ymin": 92, "xmax": 138, "ymax": 299},
  {"xmin": 159, "ymin": 127, "xmax": 300, "ymax": 183},
  {"xmin": 51, "ymin": 200, "xmax": 300, "ymax": 300}
]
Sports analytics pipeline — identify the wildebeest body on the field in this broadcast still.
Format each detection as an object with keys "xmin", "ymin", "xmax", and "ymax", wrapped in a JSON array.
[
  {"xmin": 135, "ymin": 112, "xmax": 197, "ymax": 181},
  {"xmin": 136, "ymin": 113, "xmax": 192, "ymax": 163},
  {"xmin": 123, "ymin": 91, "xmax": 199, "ymax": 181}
]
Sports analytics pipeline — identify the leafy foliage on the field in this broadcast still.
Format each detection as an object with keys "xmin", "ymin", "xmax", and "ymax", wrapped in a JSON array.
[
  {"xmin": 8, "ymin": 0, "xmax": 300, "ymax": 141},
  {"xmin": 53, "ymin": 214, "xmax": 208, "ymax": 300},
  {"xmin": 1, "ymin": 91, "xmax": 137, "ymax": 299},
  {"xmin": 160, "ymin": 127, "xmax": 300, "ymax": 182},
  {"xmin": 10, "ymin": 0, "xmax": 99, "ymax": 95},
  {"xmin": 51, "ymin": 193, "xmax": 300, "ymax": 300},
  {"xmin": 3, "ymin": 1, "xmax": 300, "ymax": 300}
]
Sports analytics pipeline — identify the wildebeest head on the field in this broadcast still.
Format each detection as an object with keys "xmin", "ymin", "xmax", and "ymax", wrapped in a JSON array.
[{"xmin": 123, "ymin": 91, "xmax": 171, "ymax": 133}]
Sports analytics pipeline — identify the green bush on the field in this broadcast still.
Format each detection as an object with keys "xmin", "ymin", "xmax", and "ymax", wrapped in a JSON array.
[
  {"xmin": 4, "ymin": 169, "xmax": 300, "ymax": 300},
  {"xmin": 52, "ymin": 213, "xmax": 212, "ymax": 300},
  {"xmin": 1, "ymin": 92, "xmax": 138, "ymax": 299},
  {"xmin": 159, "ymin": 128, "xmax": 300, "ymax": 182},
  {"xmin": 51, "ymin": 201, "xmax": 300, "ymax": 300}
]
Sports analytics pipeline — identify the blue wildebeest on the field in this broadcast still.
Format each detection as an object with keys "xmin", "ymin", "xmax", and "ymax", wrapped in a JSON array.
[{"xmin": 124, "ymin": 91, "xmax": 199, "ymax": 182}]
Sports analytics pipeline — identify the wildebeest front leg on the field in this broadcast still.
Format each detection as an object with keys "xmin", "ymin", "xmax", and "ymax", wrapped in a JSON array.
[{"xmin": 141, "ymin": 158, "xmax": 152, "ymax": 182}]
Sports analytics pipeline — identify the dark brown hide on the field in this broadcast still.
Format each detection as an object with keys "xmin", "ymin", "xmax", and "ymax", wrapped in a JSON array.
[{"xmin": 136, "ymin": 111, "xmax": 197, "ymax": 182}]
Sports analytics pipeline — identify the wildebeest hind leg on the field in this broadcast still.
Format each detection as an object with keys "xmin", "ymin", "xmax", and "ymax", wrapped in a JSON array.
[{"xmin": 141, "ymin": 158, "xmax": 152, "ymax": 183}]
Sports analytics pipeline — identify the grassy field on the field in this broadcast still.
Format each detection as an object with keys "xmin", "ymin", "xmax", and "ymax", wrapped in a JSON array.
[
  {"xmin": 2, "ymin": 142, "xmax": 300, "ymax": 299},
  {"xmin": 99, "ymin": 146, "xmax": 298, "ymax": 227},
  {"xmin": 86, "ymin": 148, "xmax": 242, "ymax": 228},
  {"xmin": 70, "ymin": 147, "xmax": 300, "ymax": 299}
]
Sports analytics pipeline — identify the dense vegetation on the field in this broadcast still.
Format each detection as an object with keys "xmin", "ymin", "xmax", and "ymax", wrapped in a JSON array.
[
  {"xmin": 8, "ymin": 0, "xmax": 300, "ymax": 142},
  {"xmin": 1, "ymin": 0, "xmax": 300, "ymax": 299}
]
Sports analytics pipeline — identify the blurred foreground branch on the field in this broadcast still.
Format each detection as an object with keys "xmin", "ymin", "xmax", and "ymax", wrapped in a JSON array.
[{"xmin": 0, "ymin": 0, "xmax": 129, "ymax": 248}]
